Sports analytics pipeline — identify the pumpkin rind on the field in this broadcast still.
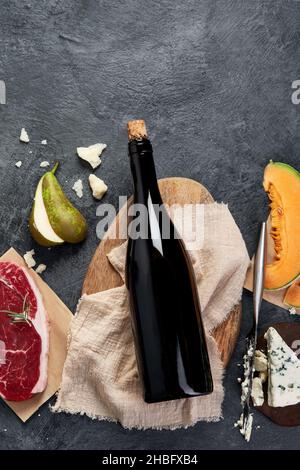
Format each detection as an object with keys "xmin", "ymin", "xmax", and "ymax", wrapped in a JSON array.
[
  {"xmin": 264, "ymin": 161, "xmax": 300, "ymax": 290},
  {"xmin": 284, "ymin": 282, "xmax": 300, "ymax": 308}
]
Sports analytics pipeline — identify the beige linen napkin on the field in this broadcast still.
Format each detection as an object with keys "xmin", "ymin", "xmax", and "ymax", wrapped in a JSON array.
[{"xmin": 53, "ymin": 203, "xmax": 250, "ymax": 429}]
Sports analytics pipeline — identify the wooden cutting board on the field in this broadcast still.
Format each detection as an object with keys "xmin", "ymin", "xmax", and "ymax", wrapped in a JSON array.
[
  {"xmin": 0, "ymin": 248, "xmax": 72, "ymax": 422},
  {"xmin": 83, "ymin": 177, "xmax": 242, "ymax": 366}
]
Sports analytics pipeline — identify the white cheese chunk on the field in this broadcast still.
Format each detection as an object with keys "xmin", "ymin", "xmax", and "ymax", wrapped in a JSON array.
[
  {"xmin": 15, "ymin": 161, "xmax": 22, "ymax": 168},
  {"xmin": 251, "ymin": 377, "xmax": 264, "ymax": 406},
  {"xmin": 41, "ymin": 139, "xmax": 47, "ymax": 145},
  {"xmin": 23, "ymin": 249, "xmax": 36, "ymax": 268},
  {"xmin": 20, "ymin": 128, "xmax": 30, "ymax": 143},
  {"xmin": 254, "ymin": 350, "xmax": 268, "ymax": 372},
  {"xmin": 259, "ymin": 370, "xmax": 268, "ymax": 384},
  {"xmin": 35, "ymin": 264, "xmax": 47, "ymax": 274},
  {"xmin": 88, "ymin": 174, "xmax": 108, "ymax": 200},
  {"xmin": 40, "ymin": 161, "xmax": 50, "ymax": 168},
  {"xmin": 72, "ymin": 179, "xmax": 83, "ymax": 198},
  {"xmin": 244, "ymin": 414, "xmax": 253, "ymax": 442},
  {"xmin": 241, "ymin": 377, "xmax": 249, "ymax": 405},
  {"xmin": 234, "ymin": 413, "xmax": 253, "ymax": 442},
  {"xmin": 77, "ymin": 143, "xmax": 106, "ymax": 169},
  {"xmin": 240, "ymin": 343, "xmax": 253, "ymax": 405},
  {"xmin": 265, "ymin": 327, "xmax": 300, "ymax": 407}
]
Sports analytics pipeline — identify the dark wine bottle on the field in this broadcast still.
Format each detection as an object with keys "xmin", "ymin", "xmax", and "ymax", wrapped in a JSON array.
[{"xmin": 126, "ymin": 120, "xmax": 213, "ymax": 403}]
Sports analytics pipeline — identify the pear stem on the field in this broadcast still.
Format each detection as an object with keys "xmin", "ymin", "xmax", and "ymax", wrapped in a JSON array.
[{"xmin": 51, "ymin": 162, "xmax": 59, "ymax": 174}]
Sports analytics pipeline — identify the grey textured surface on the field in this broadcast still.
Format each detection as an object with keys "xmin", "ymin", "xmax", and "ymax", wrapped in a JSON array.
[{"xmin": 0, "ymin": 0, "xmax": 300, "ymax": 450}]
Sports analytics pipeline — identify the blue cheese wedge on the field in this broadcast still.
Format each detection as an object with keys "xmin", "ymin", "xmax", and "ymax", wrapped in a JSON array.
[{"xmin": 265, "ymin": 327, "xmax": 300, "ymax": 407}]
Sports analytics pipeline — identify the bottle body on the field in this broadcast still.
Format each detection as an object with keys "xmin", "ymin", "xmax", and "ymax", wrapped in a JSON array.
[{"xmin": 126, "ymin": 139, "xmax": 213, "ymax": 403}]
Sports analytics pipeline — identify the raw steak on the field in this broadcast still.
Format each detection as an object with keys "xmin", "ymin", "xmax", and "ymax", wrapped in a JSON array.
[{"xmin": 0, "ymin": 262, "xmax": 49, "ymax": 401}]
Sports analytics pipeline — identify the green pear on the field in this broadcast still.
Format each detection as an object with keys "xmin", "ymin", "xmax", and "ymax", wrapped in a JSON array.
[{"xmin": 29, "ymin": 163, "xmax": 87, "ymax": 246}]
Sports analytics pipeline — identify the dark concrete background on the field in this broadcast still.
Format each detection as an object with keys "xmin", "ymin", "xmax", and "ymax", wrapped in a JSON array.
[{"xmin": 0, "ymin": 0, "xmax": 300, "ymax": 450}]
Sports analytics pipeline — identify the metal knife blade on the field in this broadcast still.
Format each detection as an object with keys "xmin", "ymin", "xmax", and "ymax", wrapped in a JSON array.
[{"xmin": 241, "ymin": 221, "xmax": 267, "ymax": 437}]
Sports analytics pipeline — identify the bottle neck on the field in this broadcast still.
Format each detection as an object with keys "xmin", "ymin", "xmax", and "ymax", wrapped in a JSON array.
[{"xmin": 128, "ymin": 139, "xmax": 162, "ymax": 204}]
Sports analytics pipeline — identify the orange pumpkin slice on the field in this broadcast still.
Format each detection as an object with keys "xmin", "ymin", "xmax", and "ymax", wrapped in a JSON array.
[
  {"xmin": 284, "ymin": 282, "xmax": 300, "ymax": 308},
  {"xmin": 264, "ymin": 161, "xmax": 300, "ymax": 290}
]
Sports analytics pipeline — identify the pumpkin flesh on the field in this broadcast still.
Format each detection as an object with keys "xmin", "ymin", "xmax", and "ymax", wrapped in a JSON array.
[
  {"xmin": 264, "ymin": 162, "xmax": 300, "ymax": 290},
  {"xmin": 284, "ymin": 281, "xmax": 300, "ymax": 308}
]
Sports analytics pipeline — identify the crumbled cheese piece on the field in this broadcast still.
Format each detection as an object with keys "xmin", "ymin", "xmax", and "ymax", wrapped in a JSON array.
[
  {"xmin": 265, "ymin": 327, "xmax": 300, "ymax": 407},
  {"xmin": 35, "ymin": 264, "xmax": 47, "ymax": 274},
  {"xmin": 237, "ymin": 377, "xmax": 242, "ymax": 383},
  {"xmin": 40, "ymin": 161, "xmax": 50, "ymax": 168},
  {"xmin": 234, "ymin": 413, "xmax": 253, "ymax": 442},
  {"xmin": 289, "ymin": 307, "xmax": 297, "ymax": 315},
  {"xmin": 20, "ymin": 128, "xmax": 30, "ymax": 143},
  {"xmin": 72, "ymin": 179, "xmax": 83, "ymax": 198},
  {"xmin": 41, "ymin": 139, "xmax": 47, "ymax": 145},
  {"xmin": 244, "ymin": 414, "xmax": 253, "ymax": 442},
  {"xmin": 236, "ymin": 342, "xmax": 255, "ymax": 441},
  {"xmin": 241, "ymin": 377, "xmax": 249, "ymax": 404},
  {"xmin": 15, "ymin": 161, "xmax": 22, "ymax": 168},
  {"xmin": 23, "ymin": 250, "xmax": 36, "ymax": 268},
  {"xmin": 254, "ymin": 350, "xmax": 268, "ymax": 372},
  {"xmin": 251, "ymin": 377, "xmax": 264, "ymax": 406},
  {"xmin": 241, "ymin": 343, "xmax": 253, "ymax": 405},
  {"xmin": 88, "ymin": 174, "xmax": 108, "ymax": 200},
  {"xmin": 77, "ymin": 143, "xmax": 106, "ymax": 169},
  {"xmin": 259, "ymin": 370, "xmax": 268, "ymax": 384}
]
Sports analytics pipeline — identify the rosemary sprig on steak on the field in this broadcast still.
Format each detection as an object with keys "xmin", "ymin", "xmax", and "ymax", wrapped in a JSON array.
[{"xmin": 0, "ymin": 293, "xmax": 32, "ymax": 326}]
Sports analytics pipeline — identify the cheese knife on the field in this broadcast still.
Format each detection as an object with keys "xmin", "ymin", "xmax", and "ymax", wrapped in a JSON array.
[{"xmin": 241, "ymin": 221, "xmax": 267, "ymax": 437}]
